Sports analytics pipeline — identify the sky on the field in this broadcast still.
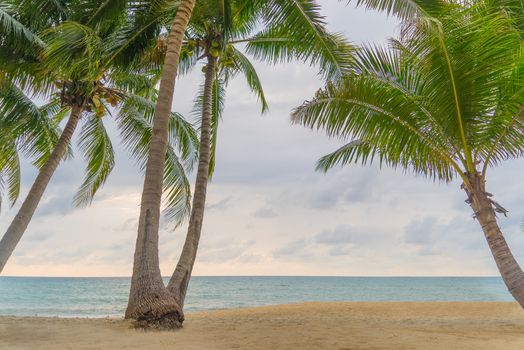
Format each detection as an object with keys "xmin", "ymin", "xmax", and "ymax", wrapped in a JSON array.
[{"xmin": 2, "ymin": 2, "xmax": 524, "ymax": 277}]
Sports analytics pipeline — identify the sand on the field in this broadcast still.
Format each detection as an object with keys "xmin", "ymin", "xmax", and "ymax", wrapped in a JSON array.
[{"xmin": 1, "ymin": 302, "xmax": 524, "ymax": 349}]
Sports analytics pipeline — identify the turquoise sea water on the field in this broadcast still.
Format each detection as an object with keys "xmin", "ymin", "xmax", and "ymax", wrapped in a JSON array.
[{"xmin": 0, "ymin": 276, "xmax": 512, "ymax": 318}]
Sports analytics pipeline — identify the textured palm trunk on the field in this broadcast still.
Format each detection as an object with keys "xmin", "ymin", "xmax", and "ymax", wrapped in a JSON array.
[
  {"xmin": 466, "ymin": 173, "xmax": 524, "ymax": 308},
  {"xmin": 167, "ymin": 55, "xmax": 217, "ymax": 309},
  {"xmin": 125, "ymin": 0, "xmax": 196, "ymax": 328},
  {"xmin": 0, "ymin": 105, "xmax": 83, "ymax": 273}
]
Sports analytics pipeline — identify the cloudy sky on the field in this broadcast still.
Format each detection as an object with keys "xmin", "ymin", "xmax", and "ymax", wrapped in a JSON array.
[{"xmin": 3, "ymin": 2, "xmax": 524, "ymax": 277}]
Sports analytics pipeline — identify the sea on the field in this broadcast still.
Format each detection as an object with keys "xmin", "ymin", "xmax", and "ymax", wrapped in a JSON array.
[{"xmin": 0, "ymin": 276, "xmax": 513, "ymax": 318}]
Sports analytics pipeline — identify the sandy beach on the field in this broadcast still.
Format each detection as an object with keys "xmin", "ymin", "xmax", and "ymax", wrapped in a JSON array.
[{"xmin": 1, "ymin": 302, "xmax": 524, "ymax": 349}]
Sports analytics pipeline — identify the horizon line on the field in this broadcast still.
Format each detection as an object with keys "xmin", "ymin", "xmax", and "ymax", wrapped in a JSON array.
[{"xmin": 0, "ymin": 275, "xmax": 502, "ymax": 279}]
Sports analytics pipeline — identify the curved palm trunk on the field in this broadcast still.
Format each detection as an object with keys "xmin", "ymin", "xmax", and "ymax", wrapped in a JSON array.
[
  {"xmin": 0, "ymin": 105, "xmax": 83, "ymax": 273},
  {"xmin": 466, "ymin": 173, "xmax": 524, "ymax": 307},
  {"xmin": 167, "ymin": 55, "xmax": 217, "ymax": 308},
  {"xmin": 125, "ymin": 0, "xmax": 196, "ymax": 328}
]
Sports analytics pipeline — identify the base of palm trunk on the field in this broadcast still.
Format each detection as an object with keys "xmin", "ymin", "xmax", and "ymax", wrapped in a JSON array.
[{"xmin": 125, "ymin": 290, "xmax": 184, "ymax": 329}]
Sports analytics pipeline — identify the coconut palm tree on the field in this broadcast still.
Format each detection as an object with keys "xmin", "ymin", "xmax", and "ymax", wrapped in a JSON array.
[
  {"xmin": 164, "ymin": 1, "xmax": 272, "ymax": 310},
  {"xmin": 126, "ymin": 0, "xmax": 355, "ymax": 326},
  {"xmin": 165, "ymin": 0, "xmax": 356, "ymax": 309},
  {"xmin": 293, "ymin": 3, "xmax": 524, "ymax": 306},
  {"xmin": 0, "ymin": 0, "xmax": 198, "ymax": 274},
  {"xmin": 124, "ymin": 0, "xmax": 197, "ymax": 328}
]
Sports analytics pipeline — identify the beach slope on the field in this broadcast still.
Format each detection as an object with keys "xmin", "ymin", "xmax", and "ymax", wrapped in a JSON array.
[{"xmin": 2, "ymin": 302, "xmax": 524, "ymax": 349}]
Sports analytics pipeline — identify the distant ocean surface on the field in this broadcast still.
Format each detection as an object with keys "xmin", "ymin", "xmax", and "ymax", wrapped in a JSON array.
[{"xmin": 0, "ymin": 276, "xmax": 513, "ymax": 318}]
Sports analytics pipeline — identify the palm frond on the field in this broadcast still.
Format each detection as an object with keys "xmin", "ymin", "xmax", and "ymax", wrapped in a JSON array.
[
  {"xmin": 0, "ymin": 139, "xmax": 21, "ymax": 210},
  {"xmin": 292, "ymin": 75, "xmax": 461, "ymax": 181},
  {"xmin": 117, "ymin": 94, "xmax": 198, "ymax": 225},
  {"xmin": 0, "ymin": 81, "xmax": 63, "ymax": 168},
  {"xmin": 316, "ymin": 140, "xmax": 369, "ymax": 171},
  {"xmin": 42, "ymin": 21, "xmax": 104, "ymax": 84},
  {"xmin": 348, "ymin": 0, "xmax": 445, "ymax": 20},
  {"xmin": 0, "ymin": 3, "xmax": 44, "ymax": 50},
  {"xmin": 83, "ymin": 0, "xmax": 128, "ymax": 27},
  {"xmin": 295, "ymin": 1, "xmax": 524, "ymax": 188},
  {"xmin": 162, "ymin": 147, "xmax": 193, "ymax": 227},
  {"xmin": 224, "ymin": 45, "xmax": 268, "ymax": 113},
  {"xmin": 246, "ymin": 0, "xmax": 355, "ymax": 81},
  {"xmin": 107, "ymin": 0, "xmax": 179, "ymax": 69},
  {"xmin": 74, "ymin": 114, "xmax": 115, "ymax": 207}
]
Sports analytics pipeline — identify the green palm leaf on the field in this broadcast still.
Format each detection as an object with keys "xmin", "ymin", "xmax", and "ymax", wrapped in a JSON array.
[
  {"xmin": 294, "ymin": 2, "xmax": 524, "ymax": 187},
  {"xmin": 292, "ymin": 76, "xmax": 459, "ymax": 181},
  {"xmin": 0, "ymin": 3, "xmax": 44, "ymax": 49},
  {"xmin": 74, "ymin": 114, "xmax": 115, "ymax": 207},
  {"xmin": 246, "ymin": 0, "xmax": 355, "ymax": 81},
  {"xmin": 0, "ymin": 81, "xmax": 63, "ymax": 168},
  {"xmin": 0, "ymin": 139, "xmax": 20, "ymax": 211},
  {"xmin": 349, "ymin": 0, "xmax": 444, "ymax": 20},
  {"xmin": 224, "ymin": 45, "xmax": 269, "ymax": 112},
  {"xmin": 117, "ymin": 94, "xmax": 199, "ymax": 225}
]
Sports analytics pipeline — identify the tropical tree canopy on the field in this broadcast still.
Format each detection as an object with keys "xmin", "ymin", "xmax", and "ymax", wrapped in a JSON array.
[
  {"xmin": 0, "ymin": 0, "xmax": 62, "ymax": 211},
  {"xmin": 0, "ymin": 81, "xmax": 61, "ymax": 211},
  {"xmin": 0, "ymin": 0, "xmax": 199, "ymax": 222},
  {"xmin": 350, "ymin": 0, "xmax": 523, "ymax": 25},
  {"xmin": 293, "ymin": 2, "xmax": 524, "ymax": 191},
  {"xmin": 162, "ymin": 0, "xmax": 357, "ymax": 176}
]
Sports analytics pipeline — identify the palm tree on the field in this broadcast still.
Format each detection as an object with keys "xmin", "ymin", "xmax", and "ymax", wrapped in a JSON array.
[
  {"xmin": 126, "ymin": 0, "xmax": 354, "ymax": 326},
  {"xmin": 292, "ymin": 3, "xmax": 524, "ymax": 306},
  {"xmin": 166, "ymin": 0, "xmax": 356, "ymax": 309},
  {"xmin": 165, "ymin": 1, "xmax": 271, "ymax": 309},
  {"xmin": 0, "ymin": 0, "xmax": 198, "ymax": 274},
  {"xmin": 125, "ymin": 0, "xmax": 197, "ymax": 328}
]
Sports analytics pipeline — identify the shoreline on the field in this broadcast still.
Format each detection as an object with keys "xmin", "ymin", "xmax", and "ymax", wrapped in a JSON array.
[
  {"xmin": 2, "ymin": 301, "xmax": 524, "ymax": 349},
  {"xmin": 0, "ymin": 300, "xmax": 518, "ymax": 319}
]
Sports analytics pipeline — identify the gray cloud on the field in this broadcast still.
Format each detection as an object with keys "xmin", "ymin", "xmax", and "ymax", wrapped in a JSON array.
[
  {"xmin": 253, "ymin": 208, "xmax": 278, "ymax": 219},
  {"xmin": 315, "ymin": 226, "xmax": 356, "ymax": 245},
  {"xmin": 10, "ymin": 230, "xmax": 54, "ymax": 252},
  {"xmin": 33, "ymin": 191, "xmax": 77, "ymax": 218},
  {"xmin": 404, "ymin": 216, "xmax": 440, "ymax": 245},
  {"xmin": 311, "ymin": 171, "xmax": 379, "ymax": 209},
  {"xmin": 206, "ymin": 196, "xmax": 233, "ymax": 212},
  {"xmin": 115, "ymin": 218, "xmax": 138, "ymax": 233},
  {"xmin": 272, "ymin": 239, "xmax": 312, "ymax": 259},
  {"xmin": 328, "ymin": 245, "xmax": 353, "ymax": 257},
  {"xmin": 315, "ymin": 224, "xmax": 395, "ymax": 249},
  {"xmin": 198, "ymin": 239, "xmax": 256, "ymax": 263},
  {"xmin": 404, "ymin": 215, "xmax": 486, "ymax": 257}
]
